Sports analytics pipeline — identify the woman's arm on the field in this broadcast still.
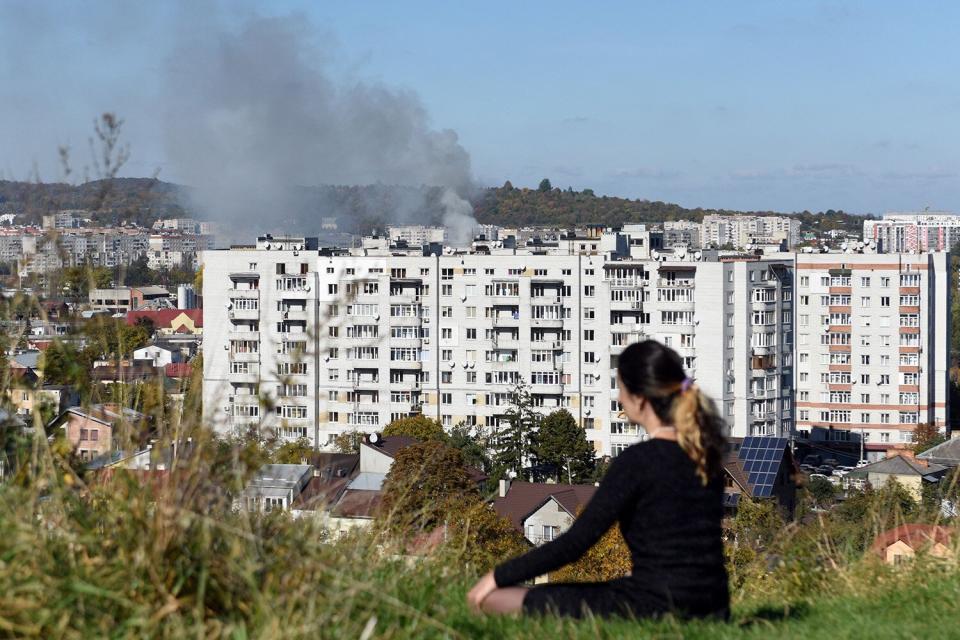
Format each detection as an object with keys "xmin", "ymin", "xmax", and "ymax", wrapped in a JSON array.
[{"xmin": 492, "ymin": 448, "xmax": 643, "ymax": 587}]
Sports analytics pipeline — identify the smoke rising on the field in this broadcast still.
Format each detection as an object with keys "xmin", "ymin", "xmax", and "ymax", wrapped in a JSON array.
[{"xmin": 162, "ymin": 13, "xmax": 477, "ymax": 244}]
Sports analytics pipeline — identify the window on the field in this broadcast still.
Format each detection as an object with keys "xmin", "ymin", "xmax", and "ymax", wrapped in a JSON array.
[
  {"xmin": 583, "ymin": 307, "xmax": 595, "ymax": 320},
  {"xmin": 466, "ymin": 328, "xmax": 477, "ymax": 340},
  {"xmin": 584, "ymin": 329, "xmax": 594, "ymax": 341},
  {"xmin": 861, "ymin": 277, "xmax": 871, "ymax": 287},
  {"xmin": 441, "ymin": 393, "xmax": 452, "ymax": 405}
]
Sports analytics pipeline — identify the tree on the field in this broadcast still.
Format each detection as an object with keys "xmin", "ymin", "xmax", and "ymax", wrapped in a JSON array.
[
  {"xmin": 378, "ymin": 441, "xmax": 478, "ymax": 535},
  {"xmin": 537, "ymin": 178, "xmax": 552, "ymax": 192},
  {"xmin": 550, "ymin": 519, "xmax": 631, "ymax": 583},
  {"xmin": 273, "ymin": 437, "xmax": 315, "ymax": 464},
  {"xmin": 532, "ymin": 409, "xmax": 596, "ymax": 483},
  {"xmin": 913, "ymin": 423, "xmax": 946, "ymax": 454},
  {"xmin": 332, "ymin": 430, "xmax": 363, "ymax": 454},
  {"xmin": 492, "ymin": 379, "xmax": 539, "ymax": 480},
  {"xmin": 382, "ymin": 415, "xmax": 446, "ymax": 441},
  {"xmin": 448, "ymin": 422, "xmax": 492, "ymax": 473},
  {"xmin": 806, "ymin": 476, "xmax": 836, "ymax": 507},
  {"xmin": 445, "ymin": 500, "xmax": 528, "ymax": 572}
]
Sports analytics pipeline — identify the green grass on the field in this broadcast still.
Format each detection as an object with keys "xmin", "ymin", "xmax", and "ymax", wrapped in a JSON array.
[{"xmin": 2, "ymin": 428, "xmax": 958, "ymax": 639}]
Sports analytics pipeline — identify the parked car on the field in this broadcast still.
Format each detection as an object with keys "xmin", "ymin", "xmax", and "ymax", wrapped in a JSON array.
[
  {"xmin": 816, "ymin": 465, "xmax": 834, "ymax": 476},
  {"xmin": 803, "ymin": 454, "xmax": 823, "ymax": 466},
  {"xmin": 809, "ymin": 473, "xmax": 829, "ymax": 482}
]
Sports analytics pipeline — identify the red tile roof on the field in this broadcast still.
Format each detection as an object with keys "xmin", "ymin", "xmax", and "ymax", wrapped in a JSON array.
[
  {"xmin": 125, "ymin": 309, "xmax": 203, "ymax": 330},
  {"xmin": 492, "ymin": 481, "xmax": 598, "ymax": 531},
  {"xmin": 870, "ymin": 524, "xmax": 955, "ymax": 556},
  {"xmin": 163, "ymin": 363, "xmax": 192, "ymax": 378}
]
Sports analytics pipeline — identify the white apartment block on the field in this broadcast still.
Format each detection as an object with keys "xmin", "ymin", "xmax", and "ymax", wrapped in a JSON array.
[
  {"xmin": 386, "ymin": 226, "xmax": 447, "ymax": 247},
  {"xmin": 794, "ymin": 252, "xmax": 951, "ymax": 459},
  {"xmin": 863, "ymin": 212, "xmax": 960, "ymax": 253},
  {"xmin": 702, "ymin": 214, "xmax": 801, "ymax": 249},
  {"xmin": 202, "ymin": 232, "xmax": 796, "ymax": 457}
]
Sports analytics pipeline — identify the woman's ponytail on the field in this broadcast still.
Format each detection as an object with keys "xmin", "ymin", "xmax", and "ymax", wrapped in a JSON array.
[{"xmin": 672, "ymin": 383, "xmax": 725, "ymax": 485}]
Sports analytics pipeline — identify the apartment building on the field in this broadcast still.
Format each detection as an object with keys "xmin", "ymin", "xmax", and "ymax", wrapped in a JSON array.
[
  {"xmin": 202, "ymin": 232, "xmax": 796, "ymax": 456},
  {"xmin": 702, "ymin": 214, "xmax": 801, "ymax": 249},
  {"xmin": 863, "ymin": 212, "xmax": 960, "ymax": 253},
  {"xmin": 794, "ymin": 252, "xmax": 951, "ymax": 458}
]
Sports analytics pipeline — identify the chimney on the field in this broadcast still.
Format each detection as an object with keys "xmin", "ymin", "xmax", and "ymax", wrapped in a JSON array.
[{"xmin": 498, "ymin": 478, "xmax": 511, "ymax": 498}]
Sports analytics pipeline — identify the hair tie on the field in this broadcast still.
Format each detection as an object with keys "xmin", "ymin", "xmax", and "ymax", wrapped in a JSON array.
[{"xmin": 680, "ymin": 377, "xmax": 694, "ymax": 393}]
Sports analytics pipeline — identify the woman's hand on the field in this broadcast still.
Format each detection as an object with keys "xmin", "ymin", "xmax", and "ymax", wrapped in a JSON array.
[{"xmin": 466, "ymin": 571, "xmax": 498, "ymax": 613}]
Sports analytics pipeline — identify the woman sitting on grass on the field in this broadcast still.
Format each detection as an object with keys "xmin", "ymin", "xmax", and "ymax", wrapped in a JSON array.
[{"xmin": 468, "ymin": 339, "xmax": 730, "ymax": 620}]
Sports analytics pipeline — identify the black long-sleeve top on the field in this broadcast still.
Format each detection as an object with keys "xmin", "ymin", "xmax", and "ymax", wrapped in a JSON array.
[{"xmin": 494, "ymin": 439, "xmax": 729, "ymax": 614}]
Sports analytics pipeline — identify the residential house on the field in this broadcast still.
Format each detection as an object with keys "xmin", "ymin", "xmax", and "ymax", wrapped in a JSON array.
[
  {"xmin": 5, "ymin": 384, "xmax": 78, "ymax": 422},
  {"xmin": 870, "ymin": 524, "xmax": 955, "ymax": 565},
  {"xmin": 90, "ymin": 360, "xmax": 161, "ymax": 384},
  {"xmin": 47, "ymin": 405, "xmax": 149, "ymax": 461},
  {"xmin": 492, "ymin": 479, "xmax": 597, "ymax": 545},
  {"xmin": 237, "ymin": 464, "xmax": 314, "ymax": 512},
  {"xmin": 723, "ymin": 437, "xmax": 797, "ymax": 520},
  {"xmin": 134, "ymin": 344, "xmax": 178, "ymax": 368},
  {"xmin": 917, "ymin": 436, "xmax": 960, "ymax": 468},
  {"xmin": 845, "ymin": 454, "xmax": 948, "ymax": 500},
  {"xmin": 89, "ymin": 286, "xmax": 172, "ymax": 314},
  {"xmin": 126, "ymin": 309, "xmax": 203, "ymax": 336}
]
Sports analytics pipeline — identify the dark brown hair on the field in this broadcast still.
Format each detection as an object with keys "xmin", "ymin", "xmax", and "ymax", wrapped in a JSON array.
[{"xmin": 617, "ymin": 340, "xmax": 726, "ymax": 484}]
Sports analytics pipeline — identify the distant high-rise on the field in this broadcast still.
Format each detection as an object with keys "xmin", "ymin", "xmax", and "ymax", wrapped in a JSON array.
[{"xmin": 863, "ymin": 212, "xmax": 960, "ymax": 253}]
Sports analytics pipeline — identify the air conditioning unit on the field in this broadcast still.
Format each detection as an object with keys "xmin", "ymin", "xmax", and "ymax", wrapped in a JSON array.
[{"xmin": 423, "ymin": 338, "xmax": 431, "ymax": 344}]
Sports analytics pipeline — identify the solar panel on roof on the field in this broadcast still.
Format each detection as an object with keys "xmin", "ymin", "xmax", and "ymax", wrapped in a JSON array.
[{"xmin": 737, "ymin": 436, "xmax": 787, "ymax": 498}]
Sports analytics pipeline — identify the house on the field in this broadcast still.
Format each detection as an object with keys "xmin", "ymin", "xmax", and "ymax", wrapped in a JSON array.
[
  {"xmin": 125, "ymin": 309, "xmax": 203, "ymax": 336},
  {"xmin": 491, "ymin": 479, "xmax": 597, "ymax": 545},
  {"xmin": 291, "ymin": 433, "xmax": 485, "ymax": 536},
  {"xmin": 917, "ymin": 436, "xmax": 960, "ymax": 468},
  {"xmin": 89, "ymin": 286, "xmax": 172, "ymax": 313},
  {"xmin": 845, "ymin": 454, "xmax": 948, "ymax": 500},
  {"xmin": 90, "ymin": 360, "xmax": 161, "ymax": 384},
  {"xmin": 47, "ymin": 405, "xmax": 149, "ymax": 462},
  {"xmin": 134, "ymin": 344, "xmax": 178, "ymax": 368},
  {"xmin": 5, "ymin": 384, "xmax": 78, "ymax": 421},
  {"xmin": 870, "ymin": 524, "xmax": 955, "ymax": 565},
  {"xmin": 237, "ymin": 464, "xmax": 314, "ymax": 512},
  {"xmin": 723, "ymin": 437, "xmax": 797, "ymax": 520}
]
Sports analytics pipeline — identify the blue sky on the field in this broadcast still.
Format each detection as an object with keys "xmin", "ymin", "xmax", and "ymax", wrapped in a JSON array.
[{"xmin": 2, "ymin": 1, "xmax": 959, "ymax": 214}]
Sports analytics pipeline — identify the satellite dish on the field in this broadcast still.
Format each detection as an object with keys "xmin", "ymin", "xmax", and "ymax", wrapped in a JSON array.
[
  {"xmin": 369, "ymin": 432, "xmax": 380, "ymax": 444},
  {"xmin": 651, "ymin": 250, "xmax": 660, "ymax": 260},
  {"xmin": 694, "ymin": 251, "xmax": 702, "ymax": 261},
  {"xmin": 449, "ymin": 361, "xmax": 456, "ymax": 368}
]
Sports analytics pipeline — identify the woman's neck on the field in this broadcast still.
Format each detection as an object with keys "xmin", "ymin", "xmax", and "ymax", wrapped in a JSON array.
[{"xmin": 646, "ymin": 424, "xmax": 677, "ymax": 440}]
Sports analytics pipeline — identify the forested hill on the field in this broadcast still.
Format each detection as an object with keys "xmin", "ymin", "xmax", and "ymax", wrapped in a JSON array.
[
  {"xmin": 474, "ymin": 182, "xmax": 869, "ymax": 233},
  {"xmin": 0, "ymin": 178, "xmax": 869, "ymax": 234}
]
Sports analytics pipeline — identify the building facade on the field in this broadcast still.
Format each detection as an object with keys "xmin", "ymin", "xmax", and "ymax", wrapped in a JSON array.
[
  {"xmin": 863, "ymin": 212, "xmax": 960, "ymax": 253},
  {"xmin": 794, "ymin": 252, "xmax": 951, "ymax": 457},
  {"xmin": 702, "ymin": 214, "xmax": 801, "ymax": 249},
  {"xmin": 202, "ymin": 233, "xmax": 796, "ymax": 455}
]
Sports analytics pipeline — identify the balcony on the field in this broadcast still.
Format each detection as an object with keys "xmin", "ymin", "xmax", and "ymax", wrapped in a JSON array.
[
  {"xmin": 490, "ymin": 359, "xmax": 520, "ymax": 371},
  {"xmin": 389, "ymin": 292, "xmax": 421, "ymax": 305},
  {"xmin": 391, "ymin": 360, "xmax": 423, "ymax": 370},
  {"xmin": 390, "ymin": 315, "xmax": 423, "ymax": 326},
  {"xmin": 531, "ymin": 384, "xmax": 564, "ymax": 395},
  {"xmin": 228, "ymin": 288, "xmax": 260, "ymax": 299},
  {"xmin": 388, "ymin": 378, "xmax": 422, "ymax": 391},
  {"xmin": 229, "ymin": 330, "xmax": 260, "ymax": 342},
  {"xmin": 492, "ymin": 314, "xmax": 521, "ymax": 328},
  {"xmin": 281, "ymin": 309, "xmax": 308, "ymax": 322},
  {"xmin": 610, "ymin": 299, "xmax": 644, "ymax": 312},
  {"xmin": 228, "ymin": 351, "xmax": 260, "ymax": 363},
  {"xmin": 531, "ymin": 317, "xmax": 564, "ymax": 329},
  {"xmin": 228, "ymin": 369, "xmax": 260, "ymax": 384},
  {"xmin": 229, "ymin": 309, "xmax": 260, "ymax": 321},
  {"xmin": 657, "ymin": 278, "xmax": 695, "ymax": 288}
]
